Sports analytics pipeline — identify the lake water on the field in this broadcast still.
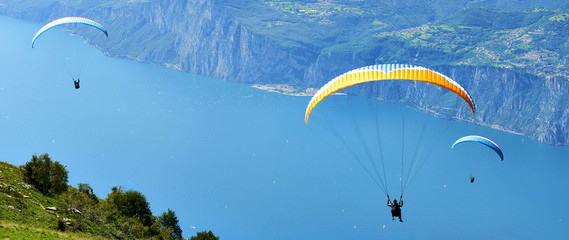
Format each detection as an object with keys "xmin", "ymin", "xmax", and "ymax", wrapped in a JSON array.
[{"xmin": 1, "ymin": 15, "xmax": 568, "ymax": 240}]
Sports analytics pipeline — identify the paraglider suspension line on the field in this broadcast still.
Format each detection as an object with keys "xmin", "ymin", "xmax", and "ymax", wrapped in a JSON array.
[
  {"xmin": 346, "ymin": 96, "xmax": 390, "ymax": 195},
  {"xmin": 397, "ymin": 84, "xmax": 406, "ymax": 197},
  {"xmin": 373, "ymin": 99, "xmax": 390, "ymax": 196}
]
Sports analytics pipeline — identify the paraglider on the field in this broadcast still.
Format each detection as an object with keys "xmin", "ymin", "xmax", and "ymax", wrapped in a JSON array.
[
  {"xmin": 451, "ymin": 135, "xmax": 504, "ymax": 161},
  {"xmin": 451, "ymin": 135, "xmax": 503, "ymax": 182},
  {"xmin": 305, "ymin": 64, "xmax": 476, "ymax": 220},
  {"xmin": 305, "ymin": 64, "xmax": 476, "ymax": 125},
  {"xmin": 73, "ymin": 78, "xmax": 80, "ymax": 89},
  {"xmin": 31, "ymin": 17, "xmax": 108, "ymax": 88},
  {"xmin": 31, "ymin": 17, "xmax": 108, "ymax": 48}
]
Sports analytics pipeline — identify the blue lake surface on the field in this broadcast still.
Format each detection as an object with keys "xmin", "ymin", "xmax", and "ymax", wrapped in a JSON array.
[{"xmin": 1, "ymin": 15, "xmax": 568, "ymax": 239}]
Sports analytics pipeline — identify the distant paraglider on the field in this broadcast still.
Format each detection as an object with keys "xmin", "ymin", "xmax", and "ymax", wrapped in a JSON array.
[
  {"xmin": 451, "ymin": 135, "xmax": 503, "ymax": 183},
  {"xmin": 31, "ymin": 17, "xmax": 108, "ymax": 89},
  {"xmin": 31, "ymin": 17, "xmax": 108, "ymax": 48},
  {"xmin": 451, "ymin": 135, "xmax": 504, "ymax": 161},
  {"xmin": 73, "ymin": 78, "xmax": 80, "ymax": 89}
]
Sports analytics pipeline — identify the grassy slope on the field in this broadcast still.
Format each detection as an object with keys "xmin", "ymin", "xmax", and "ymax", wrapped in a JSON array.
[
  {"xmin": 0, "ymin": 162, "xmax": 59, "ymax": 230},
  {"xmin": 0, "ymin": 222, "xmax": 105, "ymax": 240},
  {"xmin": 0, "ymin": 161, "xmax": 110, "ymax": 239}
]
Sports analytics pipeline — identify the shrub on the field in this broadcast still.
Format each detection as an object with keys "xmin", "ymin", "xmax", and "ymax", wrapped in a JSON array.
[
  {"xmin": 21, "ymin": 153, "xmax": 68, "ymax": 197},
  {"xmin": 190, "ymin": 231, "xmax": 219, "ymax": 240},
  {"xmin": 107, "ymin": 186, "xmax": 154, "ymax": 226}
]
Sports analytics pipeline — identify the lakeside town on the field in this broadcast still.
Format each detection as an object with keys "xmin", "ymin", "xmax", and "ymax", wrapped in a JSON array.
[{"xmin": 251, "ymin": 84, "xmax": 318, "ymax": 97}]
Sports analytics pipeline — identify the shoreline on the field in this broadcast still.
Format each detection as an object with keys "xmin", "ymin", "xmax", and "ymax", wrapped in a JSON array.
[
  {"xmin": 254, "ymin": 84, "xmax": 527, "ymax": 140},
  {"xmin": 251, "ymin": 84, "xmax": 318, "ymax": 97}
]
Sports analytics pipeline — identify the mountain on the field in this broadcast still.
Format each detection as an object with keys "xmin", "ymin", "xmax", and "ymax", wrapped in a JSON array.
[{"xmin": 1, "ymin": 0, "xmax": 568, "ymax": 145}]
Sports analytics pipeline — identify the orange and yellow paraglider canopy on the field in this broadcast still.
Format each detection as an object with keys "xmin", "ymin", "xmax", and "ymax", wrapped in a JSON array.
[{"xmin": 304, "ymin": 64, "xmax": 476, "ymax": 125}]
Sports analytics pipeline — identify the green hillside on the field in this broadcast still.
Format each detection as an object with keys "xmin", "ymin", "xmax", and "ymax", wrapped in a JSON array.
[
  {"xmin": 0, "ymin": 222, "xmax": 105, "ymax": 240},
  {"xmin": 227, "ymin": 0, "xmax": 567, "ymax": 46},
  {"xmin": 365, "ymin": 8, "xmax": 569, "ymax": 80},
  {"xmin": 0, "ymin": 159, "xmax": 188, "ymax": 239},
  {"xmin": 0, "ymin": 161, "xmax": 63, "ymax": 231},
  {"xmin": 1, "ymin": 160, "xmax": 116, "ymax": 238},
  {"xmin": 222, "ymin": 1, "xmax": 569, "ymax": 80}
]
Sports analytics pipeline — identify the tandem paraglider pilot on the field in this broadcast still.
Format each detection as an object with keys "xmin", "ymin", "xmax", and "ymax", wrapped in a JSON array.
[
  {"xmin": 73, "ymin": 78, "xmax": 80, "ymax": 89},
  {"xmin": 387, "ymin": 197, "xmax": 404, "ymax": 222}
]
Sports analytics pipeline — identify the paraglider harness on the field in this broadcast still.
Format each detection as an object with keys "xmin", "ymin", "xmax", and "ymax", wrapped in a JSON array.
[
  {"xmin": 387, "ymin": 195, "xmax": 403, "ymax": 221},
  {"xmin": 73, "ymin": 78, "xmax": 80, "ymax": 89}
]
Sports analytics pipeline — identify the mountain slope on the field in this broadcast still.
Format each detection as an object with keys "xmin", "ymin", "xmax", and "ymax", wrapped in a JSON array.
[
  {"xmin": 1, "ymin": 0, "xmax": 568, "ymax": 144},
  {"xmin": 0, "ymin": 160, "xmax": 180, "ymax": 239}
]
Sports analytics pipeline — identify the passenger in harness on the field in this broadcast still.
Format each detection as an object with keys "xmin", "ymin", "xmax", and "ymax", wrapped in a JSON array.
[
  {"xmin": 73, "ymin": 78, "xmax": 80, "ymax": 89},
  {"xmin": 387, "ymin": 198, "xmax": 403, "ymax": 222}
]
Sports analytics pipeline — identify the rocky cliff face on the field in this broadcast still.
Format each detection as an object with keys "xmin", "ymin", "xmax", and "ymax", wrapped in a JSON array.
[
  {"xmin": 442, "ymin": 65, "xmax": 569, "ymax": 145},
  {"xmin": 85, "ymin": 0, "xmax": 317, "ymax": 85},
  {"xmin": 1, "ymin": 0, "xmax": 568, "ymax": 145}
]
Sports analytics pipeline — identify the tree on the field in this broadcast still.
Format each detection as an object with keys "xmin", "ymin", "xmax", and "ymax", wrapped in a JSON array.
[
  {"xmin": 21, "ymin": 153, "xmax": 68, "ymax": 196},
  {"xmin": 78, "ymin": 183, "xmax": 98, "ymax": 202},
  {"xmin": 158, "ymin": 208, "xmax": 183, "ymax": 240},
  {"xmin": 78, "ymin": 183, "xmax": 94, "ymax": 196},
  {"xmin": 106, "ymin": 186, "xmax": 154, "ymax": 226},
  {"xmin": 190, "ymin": 231, "xmax": 219, "ymax": 240}
]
